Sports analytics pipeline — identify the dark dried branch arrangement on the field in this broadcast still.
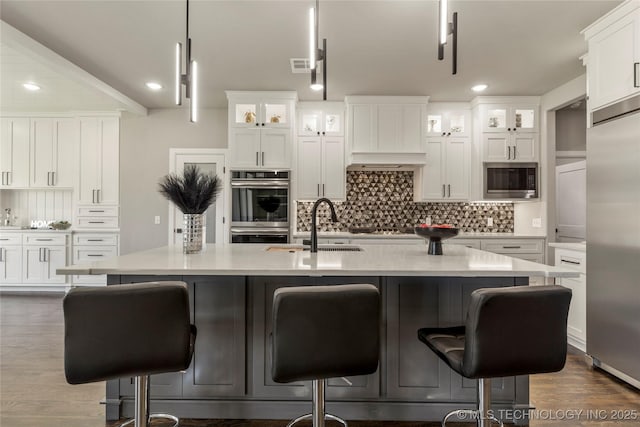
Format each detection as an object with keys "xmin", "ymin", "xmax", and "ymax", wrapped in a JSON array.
[{"xmin": 158, "ymin": 165, "xmax": 221, "ymax": 214}]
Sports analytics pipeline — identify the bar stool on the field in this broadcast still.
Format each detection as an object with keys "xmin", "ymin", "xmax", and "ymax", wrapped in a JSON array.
[
  {"xmin": 418, "ymin": 286, "xmax": 571, "ymax": 427},
  {"xmin": 271, "ymin": 284, "xmax": 380, "ymax": 427},
  {"xmin": 63, "ymin": 281, "xmax": 197, "ymax": 427}
]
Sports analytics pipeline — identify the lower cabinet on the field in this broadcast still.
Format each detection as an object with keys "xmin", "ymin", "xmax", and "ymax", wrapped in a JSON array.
[
  {"xmin": 72, "ymin": 232, "xmax": 119, "ymax": 285},
  {"xmin": 250, "ymin": 276, "xmax": 381, "ymax": 400},
  {"xmin": 21, "ymin": 233, "xmax": 68, "ymax": 285},
  {"xmin": 0, "ymin": 244, "xmax": 22, "ymax": 283},
  {"xmin": 385, "ymin": 276, "xmax": 517, "ymax": 402},
  {"xmin": 118, "ymin": 275, "xmax": 247, "ymax": 398},
  {"xmin": 554, "ymin": 248, "xmax": 587, "ymax": 351}
]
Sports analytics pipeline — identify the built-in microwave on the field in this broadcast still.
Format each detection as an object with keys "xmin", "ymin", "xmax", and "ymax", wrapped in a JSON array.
[{"xmin": 483, "ymin": 163, "xmax": 538, "ymax": 199}]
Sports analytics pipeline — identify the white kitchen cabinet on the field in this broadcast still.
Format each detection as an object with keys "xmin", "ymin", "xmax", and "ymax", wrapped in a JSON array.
[
  {"xmin": 481, "ymin": 104, "xmax": 538, "ymax": 133},
  {"xmin": 420, "ymin": 136, "xmax": 470, "ymax": 201},
  {"xmin": 22, "ymin": 233, "xmax": 68, "ymax": 285},
  {"xmin": 0, "ymin": 237, "xmax": 22, "ymax": 284},
  {"xmin": 30, "ymin": 118, "xmax": 78, "ymax": 188},
  {"xmin": 73, "ymin": 232, "xmax": 119, "ymax": 286},
  {"xmin": 584, "ymin": 1, "xmax": 640, "ymax": 111},
  {"xmin": 78, "ymin": 117, "xmax": 119, "ymax": 205},
  {"xmin": 0, "ymin": 118, "xmax": 30, "ymax": 188},
  {"xmin": 482, "ymin": 132, "xmax": 537, "ymax": 162},
  {"xmin": 447, "ymin": 238, "xmax": 481, "ymax": 249},
  {"xmin": 554, "ymin": 248, "xmax": 586, "ymax": 351},
  {"xmin": 345, "ymin": 96, "xmax": 428, "ymax": 164},
  {"xmin": 298, "ymin": 102, "xmax": 344, "ymax": 137},
  {"xmin": 297, "ymin": 136, "xmax": 345, "ymax": 200},
  {"xmin": 426, "ymin": 105, "xmax": 471, "ymax": 137},
  {"xmin": 227, "ymin": 91, "xmax": 296, "ymax": 170},
  {"xmin": 229, "ymin": 128, "xmax": 290, "ymax": 169}
]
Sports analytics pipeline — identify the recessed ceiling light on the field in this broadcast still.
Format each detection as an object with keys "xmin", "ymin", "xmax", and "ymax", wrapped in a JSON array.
[
  {"xmin": 472, "ymin": 84, "xmax": 488, "ymax": 92},
  {"xmin": 23, "ymin": 82, "xmax": 41, "ymax": 91},
  {"xmin": 145, "ymin": 82, "xmax": 163, "ymax": 91}
]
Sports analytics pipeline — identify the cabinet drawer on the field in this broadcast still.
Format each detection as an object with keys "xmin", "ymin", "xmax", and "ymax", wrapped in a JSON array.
[
  {"xmin": 73, "ymin": 234, "xmax": 119, "ymax": 246},
  {"xmin": 76, "ymin": 217, "xmax": 119, "ymax": 228},
  {"xmin": 22, "ymin": 234, "xmax": 68, "ymax": 246},
  {"xmin": 77, "ymin": 206, "xmax": 119, "ymax": 217},
  {"xmin": 509, "ymin": 253, "xmax": 545, "ymax": 264},
  {"xmin": 74, "ymin": 246, "xmax": 118, "ymax": 262},
  {"xmin": 448, "ymin": 238, "xmax": 481, "ymax": 249},
  {"xmin": 554, "ymin": 250, "xmax": 586, "ymax": 274},
  {"xmin": 481, "ymin": 239, "xmax": 543, "ymax": 254},
  {"xmin": 0, "ymin": 234, "xmax": 22, "ymax": 245}
]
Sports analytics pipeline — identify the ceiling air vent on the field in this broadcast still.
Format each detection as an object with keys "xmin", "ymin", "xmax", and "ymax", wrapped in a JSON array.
[{"xmin": 290, "ymin": 58, "xmax": 311, "ymax": 74}]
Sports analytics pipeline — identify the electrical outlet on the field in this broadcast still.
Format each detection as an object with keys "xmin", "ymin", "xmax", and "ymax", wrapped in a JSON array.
[
  {"xmin": 487, "ymin": 217, "xmax": 493, "ymax": 227},
  {"xmin": 532, "ymin": 217, "xmax": 542, "ymax": 228},
  {"xmin": 154, "ymin": 216, "xmax": 161, "ymax": 225}
]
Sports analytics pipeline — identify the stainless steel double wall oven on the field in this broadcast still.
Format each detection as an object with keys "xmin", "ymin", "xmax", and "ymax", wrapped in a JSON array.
[{"xmin": 230, "ymin": 171, "xmax": 290, "ymax": 243}]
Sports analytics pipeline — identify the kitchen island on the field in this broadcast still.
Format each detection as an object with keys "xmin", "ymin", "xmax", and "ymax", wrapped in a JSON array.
[{"xmin": 58, "ymin": 243, "xmax": 577, "ymax": 424}]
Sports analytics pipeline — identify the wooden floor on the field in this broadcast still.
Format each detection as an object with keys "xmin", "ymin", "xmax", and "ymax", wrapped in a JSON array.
[{"xmin": 1, "ymin": 293, "xmax": 639, "ymax": 427}]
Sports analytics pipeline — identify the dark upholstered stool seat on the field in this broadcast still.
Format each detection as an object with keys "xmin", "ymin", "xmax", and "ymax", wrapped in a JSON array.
[
  {"xmin": 64, "ymin": 282, "xmax": 197, "ymax": 427},
  {"xmin": 272, "ymin": 284, "xmax": 380, "ymax": 427},
  {"xmin": 417, "ymin": 326, "xmax": 466, "ymax": 375},
  {"xmin": 418, "ymin": 286, "xmax": 572, "ymax": 427}
]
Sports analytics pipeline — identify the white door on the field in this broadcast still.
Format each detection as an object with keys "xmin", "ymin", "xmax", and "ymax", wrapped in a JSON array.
[
  {"xmin": 445, "ymin": 138, "xmax": 470, "ymax": 200},
  {"xmin": 297, "ymin": 137, "xmax": 322, "ymax": 199},
  {"xmin": 556, "ymin": 160, "xmax": 586, "ymax": 242},
  {"xmin": 169, "ymin": 151, "xmax": 226, "ymax": 247}
]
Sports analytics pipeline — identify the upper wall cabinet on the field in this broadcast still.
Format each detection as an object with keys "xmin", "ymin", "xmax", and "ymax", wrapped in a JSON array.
[
  {"xmin": 346, "ymin": 96, "xmax": 428, "ymax": 165},
  {"xmin": 78, "ymin": 117, "xmax": 120, "ymax": 205},
  {"xmin": 1, "ymin": 117, "xmax": 78, "ymax": 189},
  {"xmin": 0, "ymin": 118, "xmax": 30, "ymax": 188},
  {"xmin": 30, "ymin": 118, "xmax": 78, "ymax": 188},
  {"xmin": 583, "ymin": 1, "xmax": 640, "ymax": 111},
  {"xmin": 473, "ymin": 98, "xmax": 540, "ymax": 163},
  {"xmin": 297, "ymin": 102, "xmax": 344, "ymax": 137},
  {"xmin": 226, "ymin": 91, "xmax": 297, "ymax": 169},
  {"xmin": 426, "ymin": 104, "xmax": 471, "ymax": 137}
]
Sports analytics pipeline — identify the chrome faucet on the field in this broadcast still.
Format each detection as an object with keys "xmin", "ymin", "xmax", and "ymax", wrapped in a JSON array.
[
  {"xmin": 4, "ymin": 208, "xmax": 11, "ymax": 227},
  {"xmin": 310, "ymin": 198, "xmax": 338, "ymax": 253}
]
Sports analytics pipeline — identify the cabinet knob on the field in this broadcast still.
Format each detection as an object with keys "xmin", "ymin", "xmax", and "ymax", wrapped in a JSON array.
[
  {"xmin": 447, "ymin": 132, "xmax": 451, "ymax": 136},
  {"xmin": 317, "ymin": 131, "xmax": 320, "ymax": 135},
  {"xmin": 507, "ymin": 128, "xmax": 511, "ymax": 131},
  {"xmin": 442, "ymin": 132, "xmax": 446, "ymax": 136},
  {"xmin": 255, "ymin": 123, "xmax": 259, "ymax": 127},
  {"xmin": 261, "ymin": 123, "xmax": 265, "ymax": 126},
  {"xmin": 322, "ymin": 131, "xmax": 325, "ymax": 135}
]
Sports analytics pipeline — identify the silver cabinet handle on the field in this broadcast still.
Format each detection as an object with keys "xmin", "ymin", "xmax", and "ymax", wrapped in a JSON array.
[
  {"xmin": 39, "ymin": 248, "xmax": 43, "ymax": 262},
  {"xmin": 635, "ymin": 62, "xmax": 639, "ymax": 88},
  {"xmin": 256, "ymin": 152, "xmax": 259, "ymax": 166},
  {"xmin": 92, "ymin": 189, "xmax": 96, "ymax": 203},
  {"xmin": 1, "ymin": 172, "xmax": 4, "ymax": 185},
  {"xmin": 88, "ymin": 221, "xmax": 105, "ymax": 224},
  {"xmin": 35, "ymin": 238, "xmax": 53, "ymax": 241},
  {"xmin": 442, "ymin": 184, "xmax": 446, "ymax": 198},
  {"xmin": 52, "ymin": 171, "xmax": 56, "ymax": 186},
  {"xmin": 0, "ymin": 238, "xmax": 9, "ymax": 241},
  {"xmin": 7, "ymin": 172, "xmax": 10, "ymax": 185},
  {"xmin": 560, "ymin": 258, "xmax": 581, "ymax": 265},
  {"xmin": 512, "ymin": 146, "xmax": 517, "ymax": 159},
  {"xmin": 507, "ymin": 146, "xmax": 511, "ymax": 160},
  {"xmin": 448, "ymin": 184, "xmax": 451, "ymax": 197},
  {"xmin": 87, "ymin": 239, "xmax": 104, "ymax": 242},
  {"xmin": 47, "ymin": 172, "xmax": 50, "ymax": 186},
  {"xmin": 262, "ymin": 151, "xmax": 265, "ymax": 165},
  {"xmin": 0, "ymin": 248, "xmax": 4, "ymax": 262},
  {"xmin": 322, "ymin": 183, "xmax": 325, "ymax": 197},
  {"xmin": 88, "ymin": 210, "xmax": 105, "ymax": 213},
  {"xmin": 317, "ymin": 184, "xmax": 320, "ymax": 197},
  {"xmin": 44, "ymin": 248, "xmax": 48, "ymax": 263},
  {"xmin": 87, "ymin": 254, "xmax": 104, "ymax": 257},
  {"xmin": 97, "ymin": 189, "xmax": 100, "ymax": 203},
  {"xmin": 502, "ymin": 245, "xmax": 521, "ymax": 249}
]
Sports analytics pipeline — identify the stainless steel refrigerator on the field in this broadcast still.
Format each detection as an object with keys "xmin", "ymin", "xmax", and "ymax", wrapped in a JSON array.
[{"xmin": 587, "ymin": 94, "xmax": 640, "ymax": 388}]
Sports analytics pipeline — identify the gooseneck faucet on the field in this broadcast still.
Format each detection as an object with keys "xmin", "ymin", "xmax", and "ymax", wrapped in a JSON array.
[{"xmin": 310, "ymin": 198, "xmax": 338, "ymax": 253}]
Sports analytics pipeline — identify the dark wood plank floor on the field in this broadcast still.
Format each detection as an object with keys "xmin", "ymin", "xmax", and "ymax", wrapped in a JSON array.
[{"xmin": 2, "ymin": 293, "xmax": 639, "ymax": 427}]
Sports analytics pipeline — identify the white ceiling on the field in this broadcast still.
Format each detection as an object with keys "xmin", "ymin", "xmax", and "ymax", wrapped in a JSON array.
[{"xmin": 0, "ymin": 0, "xmax": 622, "ymax": 112}]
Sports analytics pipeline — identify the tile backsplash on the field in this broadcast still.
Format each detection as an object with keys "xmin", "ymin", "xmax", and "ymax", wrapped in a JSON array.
[{"xmin": 296, "ymin": 170, "xmax": 513, "ymax": 232}]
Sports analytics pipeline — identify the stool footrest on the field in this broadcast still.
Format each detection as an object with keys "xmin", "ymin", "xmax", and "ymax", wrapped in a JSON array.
[
  {"xmin": 119, "ymin": 413, "xmax": 179, "ymax": 427},
  {"xmin": 286, "ymin": 412, "xmax": 347, "ymax": 427}
]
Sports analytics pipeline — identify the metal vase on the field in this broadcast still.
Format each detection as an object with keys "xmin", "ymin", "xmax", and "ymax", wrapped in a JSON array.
[{"xmin": 183, "ymin": 213, "xmax": 205, "ymax": 254}]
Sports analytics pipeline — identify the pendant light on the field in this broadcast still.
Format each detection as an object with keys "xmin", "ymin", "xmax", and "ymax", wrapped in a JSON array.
[
  {"xmin": 309, "ymin": 0, "xmax": 327, "ymax": 100},
  {"xmin": 438, "ymin": 0, "xmax": 458, "ymax": 75},
  {"xmin": 176, "ymin": 0, "xmax": 198, "ymax": 122}
]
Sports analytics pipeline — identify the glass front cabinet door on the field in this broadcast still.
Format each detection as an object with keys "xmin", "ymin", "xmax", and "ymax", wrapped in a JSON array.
[
  {"xmin": 228, "ymin": 94, "xmax": 294, "ymax": 129},
  {"xmin": 482, "ymin": 105, "xmax": 537, "ymax": 133},
  {"xmin": 297, "ymin": 102, "xmax": 344, "ymax": 137},
  {"xmin": 426, "ymin": 108, "xmax": 470, "ymax": 137}
]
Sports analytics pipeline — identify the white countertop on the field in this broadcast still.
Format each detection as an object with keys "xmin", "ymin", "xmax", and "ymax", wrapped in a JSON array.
[
  {"xmin": 549, "ymin": 242, "xmax": 587, "ymax": 252},
  {"xmin": 0, "ymin": 227, "xmax": 118, "ymax": 233},
  {"xmin": 58, "ymin": 243, "xmax": 576, "ymax": 278},
  {"xmin": 292, "ymin": 231, "xmax": 546, "ymax": 240}
]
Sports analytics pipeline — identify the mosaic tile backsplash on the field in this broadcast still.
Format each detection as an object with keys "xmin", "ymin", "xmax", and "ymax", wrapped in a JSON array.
[{"xmin": 296, "ymin": 170, "xmax": 514, "ymax": 233}]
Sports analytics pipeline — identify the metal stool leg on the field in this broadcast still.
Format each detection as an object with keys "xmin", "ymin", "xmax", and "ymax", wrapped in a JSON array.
[
  {"xmin": 119, "ymin": 376, "xmax": 179, "ymax": 427},
  {"xmin": 477, "ymin": 378, "xmax": 503, "ymax": 427},
  {"xmin": 442, "ymin": 409, "xmax": 477, "ymax": 426},
  {"xmin": 286, "ymin": 380, "xmax": 348, "ymax": 427}
]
